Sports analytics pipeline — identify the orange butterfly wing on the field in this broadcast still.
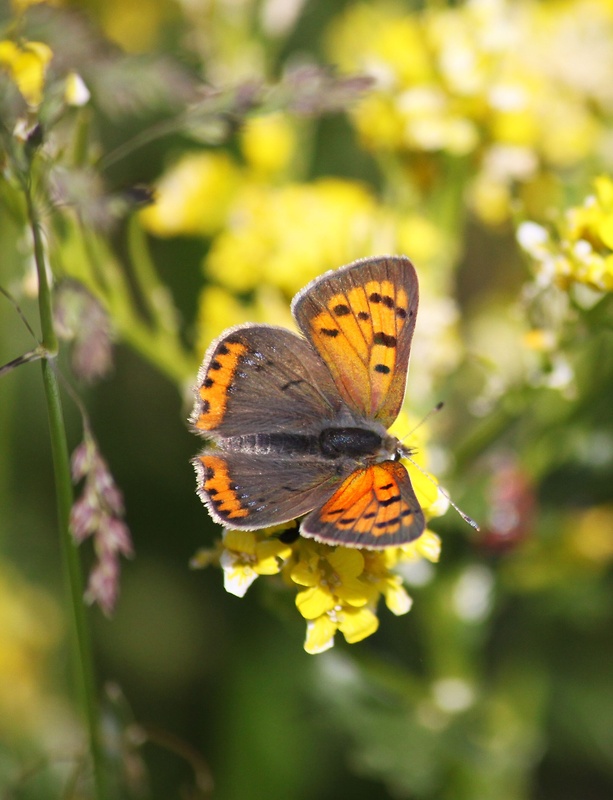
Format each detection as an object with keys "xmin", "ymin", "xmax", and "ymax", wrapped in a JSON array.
[
  {"xmin": 292, "ymin": 255, "xmax": 418, "ymax": 428},
  {"xmin": 301, "ymin": 460, "xmax": 425, "ymax": 549}
]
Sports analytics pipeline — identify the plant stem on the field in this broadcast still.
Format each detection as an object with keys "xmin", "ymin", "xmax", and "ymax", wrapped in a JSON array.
[{"xmin": 25, "ymin": 179, "xmax": 108, "ymax": 798}]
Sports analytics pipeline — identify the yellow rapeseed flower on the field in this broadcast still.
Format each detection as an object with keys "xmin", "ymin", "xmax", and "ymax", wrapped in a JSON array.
[
  {"xmin": 326, "ymin": 1, "xmax": 613, "ymax": 224},
  {"xmin": 140, "ymin": 151, "xmax": 241, "ymax": 238},
  {"xmin": 240, "ymin": 112, "xmax": 296, "ymax": 176},
  {"xmin": 205, "ymin": 178, "xmax": 381, "ymax": 295},
  {"xmin": 0, "ymin": 39, "xmax": 53, "ymax": 107}
]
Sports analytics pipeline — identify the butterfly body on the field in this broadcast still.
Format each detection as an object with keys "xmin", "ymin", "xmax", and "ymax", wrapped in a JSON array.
[{"xmin": 191, "ymin": 255, "xmax": 426, "ymax": 549}]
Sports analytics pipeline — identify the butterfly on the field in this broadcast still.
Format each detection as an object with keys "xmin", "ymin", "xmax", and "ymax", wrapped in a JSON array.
[{"xmin": 190, "ymin": 255, "xmax": 426, "ymax": 549}]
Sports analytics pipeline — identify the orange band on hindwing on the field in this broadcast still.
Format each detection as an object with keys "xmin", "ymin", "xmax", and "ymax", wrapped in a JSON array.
[
  {"xmin": 197, "ymin": 454, "xmax": 249, "ymax": 521},
  {"xmin": 194, "ymin": 338, "xmax": 248, "ymax": 431},
  {"xmin": 318, "ymin": 463, "xmax": 415, "ymax": 540}
]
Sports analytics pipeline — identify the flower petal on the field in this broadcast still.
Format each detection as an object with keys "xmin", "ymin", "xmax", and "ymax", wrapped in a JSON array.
[
  {"xmin": 296, "ymin": 586, "xmax": 335, "ymax": 619},
  {"xmin": 222, "ymin": 563, "xmax": 258, "ymax": 598},
  {"xmin": 223, "ymin": 529, "xmax": 257, "ymax": 556},
  {"xmin": 304, "ymin": 615, "xmax": 337, "ymax": 655},
  {"xmin": 338, "ymin": 606, "xmax": 379, "ymax": 644},
  {"xmin": 335, "ymin": 577, "xmax": 373, "ymax": 607},
  {"xmin": 383, "ymin": 578, "xmax": 413, "ymax": 616},
  {"xmin": 328, "ymin": 547, "xmax": 365, "ymax": 578}
]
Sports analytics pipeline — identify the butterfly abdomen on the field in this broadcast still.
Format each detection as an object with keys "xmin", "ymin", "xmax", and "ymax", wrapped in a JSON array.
[{"xmin": 223, "ymin": 433, "xmax": 324, "ymax": 456}]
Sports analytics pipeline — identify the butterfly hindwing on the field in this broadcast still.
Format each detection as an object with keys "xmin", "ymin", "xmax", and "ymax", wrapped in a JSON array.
[
  {"xmin": 301, "ymin": 460, "xmax": 425, "ymax": 549},
  {"xmin": 191, "ymin": 324, "xmax": 343, "ymax": 440},
  {"xmin": 292, "ymin": 255, "xmax": 419, "ymax": 429},
  {"xmin": 193, "ymin": 450, "xmax": 348, "ymax": 530}
]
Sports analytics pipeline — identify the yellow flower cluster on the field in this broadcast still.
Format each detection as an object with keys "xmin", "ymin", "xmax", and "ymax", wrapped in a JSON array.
[
  {"xmin": 326, "ymin": 0, "xmax": 613, "ymax": 224},
  {"xmin": 141, "ymin": 113, "xmax": 445, "ymax": 351},
  {"xmin": 518, "ymin": 176, "xmax": 613, "ymax": 293},
  {"xmin": 192, "ymin": 460, "xmax": 444, "ymax": 654}
]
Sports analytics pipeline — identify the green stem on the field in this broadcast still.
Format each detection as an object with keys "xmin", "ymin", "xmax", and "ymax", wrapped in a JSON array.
[
  {"xmin": 26, "ymin": 179, "xmax": 108, "ymax": 798},
  {"xmin": 127, "ymin": 216, "xmax": 178, "ymax": 332},
  {"xmin": 26, "ymin": 183, "xmax": 57, "ymax": 356}
]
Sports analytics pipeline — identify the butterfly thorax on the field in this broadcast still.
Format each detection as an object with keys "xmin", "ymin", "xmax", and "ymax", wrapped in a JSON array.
[{"xmin": 222, "ymin": 423, "xmax": 399, "ymax": 466}]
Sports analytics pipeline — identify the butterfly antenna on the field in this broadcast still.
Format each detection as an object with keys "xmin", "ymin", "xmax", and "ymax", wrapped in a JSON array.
[
  {"xmin": 399, "ymin": 440, "xmax": 480, "ymax": 531},
  {"xmin": 400, "ymin": 401, "xmax": 445, "ymax": 445},
  {"xmin": 399, "ymin": 401, "xmax": 478, "ymax": 528}
]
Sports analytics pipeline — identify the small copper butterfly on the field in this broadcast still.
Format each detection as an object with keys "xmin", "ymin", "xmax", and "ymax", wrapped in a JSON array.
[{"xmin": 190, "ymin": 255, "xmax": 425, "ymax": 549}]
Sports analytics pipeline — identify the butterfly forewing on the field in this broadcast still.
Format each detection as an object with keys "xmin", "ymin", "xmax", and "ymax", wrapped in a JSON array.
[
  {"xmin": 191, "ymin": 324, "xmax": 342, "ymax": 440},
  {"xmin": 292, "ymin": 255, "xmax": 419, "ymax": 428},
  {"xmin": 300, "ymin": 461, "xmax": 425, "ymax": 549}
]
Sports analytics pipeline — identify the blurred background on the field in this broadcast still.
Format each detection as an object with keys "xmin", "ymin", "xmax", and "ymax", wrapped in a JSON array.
[{"xmin": 1, "ymin": 0, "xmax": 613, "ymax": 798}]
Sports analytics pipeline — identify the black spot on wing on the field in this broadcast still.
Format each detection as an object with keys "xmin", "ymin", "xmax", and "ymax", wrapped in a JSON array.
[
  {"xmin": 380, "ymin": 494, "xmax": 401, "ymax": 507},
  {"xmin": 373, "ymin": 332, "xmax": 397, "ymax": 348},
  {"xmin": 376, "ymin": 516, "xmax": 400, "ymax": 528}
]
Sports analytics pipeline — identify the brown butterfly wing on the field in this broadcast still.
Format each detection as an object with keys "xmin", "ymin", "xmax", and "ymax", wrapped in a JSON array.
[
  {"xmin": 193, "ymin": 450, "xmax": 350, "ymax": 530},
  {"xmin": 300, "ymin": 460, "xmax": 425, "ymax": 549},
  {"xmin": 292, "ymin": 255, "xmax": 419, "ymax": 428},
  {"xmin": 191, "ymin": 324, "xmax": 343, "ymax": 441}
]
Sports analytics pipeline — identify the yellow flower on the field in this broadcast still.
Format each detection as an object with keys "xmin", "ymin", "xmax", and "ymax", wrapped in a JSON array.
[
  {"xmin": 218, "ymin": 529, "xmax": 293, "ymax": 597},
  {"xmin": 361, "ymin": 551, "xmax": 413, "ymax": 616},
  {"xmin": 326, "ymin": 1, "xmax": 613, "ymax": 224},
  {"xmin": 399, "ymin": 529, "xmax": 442, "ymax": 564},
  {"xmin": 289, "ymin": 541, "xmax": 383, "ymax": 653},
  {"xmin": 292, "ymin": 542, "xmax": 377, "ymax": 618},
  {"xmin": 0, "ymin": 39, "xmax": 53, "ymax": 107},
  {"xmin": 396, "ymin": 215, "xmax": 443, "ymax": 266},
  {"xmin": 240, "ymin": 113, "xmax": 296, "ymax": 176},
  {"xmin": 518, "ymin": 176, "xmax": 613, "ymax": 292},
  {"xmin": 286, "ymin": 527, "xmax": 441, "ymax": 653},
  {"xmin": 97, "ymin": 0, "xmax": 179, "ymax": 53},
  {"xmin": 304, "ymin": 605, "xmax": 380, "ymax": 654},
  {"xmin": 205, "ymin": 178, "xmax": 382, "ymax": 295},
  {"xmin": 328, "ymin": 6, "xmax": 431, "ymax": 86},
  {"xmin": 304, "ymin": 613, "xmax": 338, "ymax": 654},
  {"xmin": 140, "ymin": 151, "xmax": 240, "ymax": 238}
]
